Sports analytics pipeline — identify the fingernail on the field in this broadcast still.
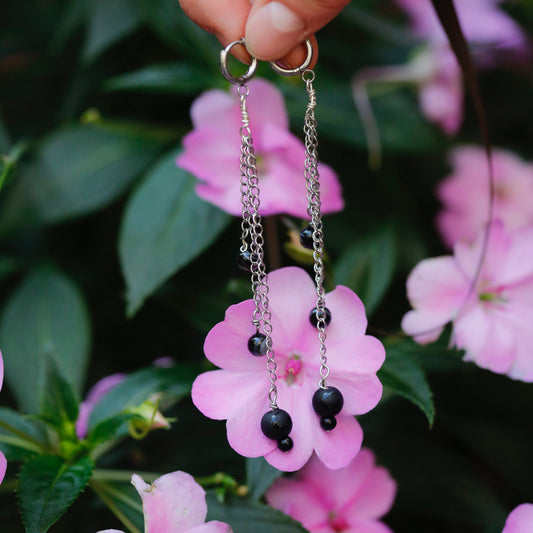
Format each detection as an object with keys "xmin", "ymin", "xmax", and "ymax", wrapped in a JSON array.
[{"xmin": 246, "ymin": 2, "xmax": 305, "ymax": 59}]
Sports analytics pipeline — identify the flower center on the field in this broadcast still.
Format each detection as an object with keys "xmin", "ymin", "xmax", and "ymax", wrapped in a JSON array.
[
  {"xmin": 284, "ymin": 356, "xmax": 302, "ymax": 386},
  {"xmin": 328, "ymin": 512, "xmax": 349, "ymax": 532}
]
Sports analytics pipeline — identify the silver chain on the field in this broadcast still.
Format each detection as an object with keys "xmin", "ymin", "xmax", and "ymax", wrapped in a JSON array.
[
  {"xmin": 302, "ymin": 70, "xmax": 330, "ymax": 389},
  {"xmin": 237, "ymin": 83, "xmax": 279, "ymax": 409}
]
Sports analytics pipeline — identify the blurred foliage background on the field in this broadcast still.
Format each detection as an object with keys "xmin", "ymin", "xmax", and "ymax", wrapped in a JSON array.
[{"xmin": 1, "ymin": 0, "xmax": 533, "ymax": 532}]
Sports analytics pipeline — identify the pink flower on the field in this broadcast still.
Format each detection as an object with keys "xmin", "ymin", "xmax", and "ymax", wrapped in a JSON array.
[
  {"xmin": 437, "ymin": 146, "xmax": 533, "ymax": 247},
  {"xmin": 265, "ymin": 449, "xmax": 396, "ymax": 533},
  {"xmin": 0, "ymin": 351, "xmax": 6, "ymax": 485},
  {"xmin": 502, "ymin": 504, "xmax": 533, "ymax": 533},
  {"xmin": 402, "ymin": 221, "xmax": 533, "ymax": 381},
  {"xmin": 97, "ymin": 471, "xmax": 232, "ymax": 533},
  {"xmin": 192, "ymin": 266, "xmax": 385, "ymax": 472},
  {"xmin": 395, "ymin": 0, "xmax": 527, "ymax": 53},
  {"xmin": 413, "ymin": 45, "xmax": 463, "ymax": 135},
  {"xmin": 176, "ymin": 79, "xmax": 344, "ymax": 217},
  {"xmin": 76, "ymin": 373, "xmax": 126, "ymax": 439}
]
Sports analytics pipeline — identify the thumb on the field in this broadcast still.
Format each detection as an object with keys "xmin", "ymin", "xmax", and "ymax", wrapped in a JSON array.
[{"xmin": 245, "ymin": 0, "xmax": 350, "ymax": 61}]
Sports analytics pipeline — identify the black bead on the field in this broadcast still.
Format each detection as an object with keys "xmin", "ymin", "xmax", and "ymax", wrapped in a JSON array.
[
  {"xmin": 236, "ymin": 250, "xmax": 258, "ymax": 272},
  {"xmin": 312, "ymin": 387, "xmax": 344, "ymax": 417},
  {"xmin": 261, "ymin": 409, "xmax": 293, "ymax": 440},
  {"xmin": 248, "ymin": 332, "xmax": 267, "ymax": 356},
  {"xmin": 277, "ymin": 436, "xmax": 294, "ymax": 452},
  {"xmin": 299, "ymin": 225, "xmax": 314, "ymax": 250},
  {"xmin": 309, "ymin": 307, "xmax": 332, "ymax": 328},
  {"xmin": 320, "ymin": 416, "xmax": 337, "ymax": 431}
]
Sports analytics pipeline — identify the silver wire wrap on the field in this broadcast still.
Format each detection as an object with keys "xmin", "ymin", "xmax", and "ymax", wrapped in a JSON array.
[
  {"xmin": 301, "ymin": 69, "xmax": 330, "ymax": 389},
  {"xmin": 237, "ymin": 83, "xmax": 279, "ymax": 410}
]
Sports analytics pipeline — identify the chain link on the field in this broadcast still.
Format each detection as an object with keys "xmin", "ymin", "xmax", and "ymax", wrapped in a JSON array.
[
  {"xmin": 238, "ymin": 83, "xmax": 279, "ymax": 409},
  {"xmin": 301, "ymin": 70, "xmax": 330, "ymax": 389}
]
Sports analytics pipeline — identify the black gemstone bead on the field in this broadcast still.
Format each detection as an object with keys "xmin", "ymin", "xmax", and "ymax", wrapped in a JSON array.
[
  {"xmin": 236, "ymin": 250, "xmax": 258, "ymax": 272},
  {"xmin": 277, "ymin": 436, "xmax": 294, "ymax": 452},
  {"xmin": 320, "ymin": 416, "xmax": 337, "ymax": 431},
  {"xmin": 312, "ymin": 387, "xmax": 344, "ymax": 417},
  {"xmin": 309, "ymin": 307, "xmax": 332, "ymax": 328},
  {"xmin": 248, "ymin": 332, "xmax": 267, "ymax": 357},
  {"xmin": 299, "ymin": 225, "xmax": 314, "ymax": 250},
  {"xmin": 261, "ymin": 409, "xmax": 293, "ymax": 440}
]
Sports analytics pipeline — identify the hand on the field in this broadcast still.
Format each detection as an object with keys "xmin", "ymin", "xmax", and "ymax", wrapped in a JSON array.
[{"xmin": 178, "ymin": 0, "xmax": 350, "ymax": 68}]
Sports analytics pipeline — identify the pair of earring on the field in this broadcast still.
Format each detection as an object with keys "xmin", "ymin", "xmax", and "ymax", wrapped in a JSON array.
[{"xmin": 220, "ymin": 38, "xmax": 344, "ymax": 453}]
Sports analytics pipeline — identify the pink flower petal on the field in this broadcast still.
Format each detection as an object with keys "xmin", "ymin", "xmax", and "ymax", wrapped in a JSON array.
[
  {"xmin": 132, "ymin": 471, "xmax": 207, "ymax": 533},
  {"xmin": 246, "ymin": 79, "xmax": 289, "ymax": 131},
  {"xmin": 344, "ymin": 522, "xmax": 393, "ymax": 533},
  {"xmin": 329, "ymin": 335, "xmax": 386, "ymax": 375},
  {"xmin": 502, "ymin": 503, "xmax": 533, "ymax": 533},
  {"xmin": 0, "ymin": 451, "xmax": 6, "ymax": 485},
  {"xmin": 188, "ymin": 522, "xmax": 233, "ymax": 533},
  {"xmin": 312, "ymin": 414, "xmax": 363, "ymax": 470},
  {"xmin": 265, "ymin": 478, "xmax": 328, "ymax": 528},
  {"xmin": 325, "ymin": 286, "xmax": 368, "ymax": 341},
  {"xmin": 401, "ymin": 309, "xmax": 449, "ymax": 344},
  {"xmin": 190, "ymin": 89, "xmax": 239, "ymax": 130},
  {"xmin": 328, "ymin": 373, "xmax": 383, "ymax": 416},
  {"xmin": 96, "ymin": 530, "xmax": 125, "ymax": 533}
]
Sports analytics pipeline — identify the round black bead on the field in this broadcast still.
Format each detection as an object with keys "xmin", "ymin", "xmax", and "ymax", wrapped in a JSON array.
[
  {"xmin": 320, "ymin": 416, "xmax": 337, "ymax": 431},
  {"xmin": 312, "ymin": 387, "xmax": 344, "ymax": 417},
  {"xmin": 236, "ymin": 250, "xmax": 258, "ymax": 272},
  {"xmin": 261, "ymin": 409, "xmax": 293, "ymax": 440},
  {"xmin": 309, "ymin": 307, "xmax": 332, "ymax": 328},
  {"xmin": 248, "ymin": 332, "xmax": 267, "ymax": 357},
  {"xmin": 299, "ymin": 225, "xmax": 314, "ymax": 250},
  {"xmin": 277, "ymin": 436, "xmax": 294, "ymax": 452}
]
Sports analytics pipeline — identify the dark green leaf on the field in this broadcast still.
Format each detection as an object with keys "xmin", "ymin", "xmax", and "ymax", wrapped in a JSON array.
[
  {"xmin": 18, "ymin": 455, "xmax": 94, "ymax": 533},
  {"xmin": 83, "ymin": 0, "xmax": 143, "ymax": 61},
  {"xmin": 90, "ymin": 480, "xmax": 143, "ymax": 533},
  {"xmin": 87, "ymin": 412, "xmax": 134, "ymax": 446},
  {"xmin": 40, "ymin": 358, "xmax": 79, "ymax": 430},
  {"xmin": 334, "ymin": 225, "xmax": 397, "ymax": 315},
  {"xmin": 140, "ymin": 0, "xmax": 220, "ymax": 68},
  {"xmin": 206, "ymin": 493, "xmax": 307, "ymax": 533},
  {"xmin": 379, "ymin": 341, "xmax": 435, "ymax": 426},
  {"xmin": 88, "ymin": 365, "xmax": 196, "ymax": 430},
  {"xmin": 245, "ymin": 458, "xmax": 283, "ymax": 501},
  {"xmin": 0, "ymin": 268, "xmax": 91, "ymax": 413},
  {"xmin": 0, "ymin": 407, "xmax": 48, "ymax": 460},
  {"xmin": 0, "ymin": 125, "xmax": 163, "ymax": 230},
  {"xmin": 119, "ymin": 150, "xmax": 231, "ymax": 315},
  {"xmin": 103, "ymin": 62, "xmax": 213, "ymax": 95}
]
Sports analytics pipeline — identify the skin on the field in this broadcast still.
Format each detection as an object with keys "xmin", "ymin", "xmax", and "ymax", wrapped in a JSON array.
[{"xmin": 178, "ymin": 0, "xmax": 350, "ymax": 68}]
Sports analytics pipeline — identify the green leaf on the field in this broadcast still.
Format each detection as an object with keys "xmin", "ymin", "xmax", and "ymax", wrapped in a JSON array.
[
  {"xmin": 119, "ymin": 150, "xmax": 231, "ymax": 315},
  {"xmin": 40, "ymin": 358, "xmax": 79, "ymax": 431},
  {"xmin": 90, "ymin": 480, "xmax": 143, "ymax": 533},
  {"xmin": 18, "ymin": 455, "xmax": 94, "ymax": 533},
  {"xmin": 0, "ymin": 125, "xmax": 163, "ymax": 230},
  {"xmin": 83, "ymin": 0, "xmax": 143, "ymax": 61},
  {"xmin": 88, "ymin": 365, "xmax": 196, "ymax": 430},
  {"xmin": 206, "ymin": 493, "xmax": 308, "ymax": 533},
  {"xmin": 140, "ymin": 0, "xmax": 220, "ymax": 68},
  {"xmin": 246, "ymin": 458, "xmax": 282, "ymax": 501},
  {"xmin": 334, "ymin": 225, "xmax": 397, "ymax": 315},
  {"xmin": 87, "ymin": 412, "xmax": 134, "ymax": 447},
  {"xmin": 0, "ymin": 268, "xmax": 91, "ymax": 413},
  {"xmin": 0, "ymin": 407, "xmax": 48, "ymax": 460},
  {"xmin": 103, "ymin": 62, "xmax": 213, "ymax": 95},
  {"xmin": 379, "ymin": 341, "xmax": 435, "ymax": 426}
]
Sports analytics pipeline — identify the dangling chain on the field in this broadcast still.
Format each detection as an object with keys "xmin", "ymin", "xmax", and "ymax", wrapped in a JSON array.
[
  {"xmin": 238, "ymin": 84, "xmax": 279, "ymax": 409},
  {"xmin": 302, "ymin": 70, "xmax": 329, "ymax": 389}
]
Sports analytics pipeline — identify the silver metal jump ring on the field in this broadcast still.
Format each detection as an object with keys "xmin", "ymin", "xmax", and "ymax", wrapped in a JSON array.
[
  {"xmin": 220, "ymin": 38, "xmax": 258, "ymax": 84},
  {"xmin": 269, "ymin": 39, "xmax": 313, "ymax": 76}
]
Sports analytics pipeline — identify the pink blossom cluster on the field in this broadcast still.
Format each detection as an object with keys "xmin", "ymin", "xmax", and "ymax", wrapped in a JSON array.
[
  {"xmin": 97, "ymin": 470, "xmax": 232, "ymax": 533},
  {"xmin": 177, "ymin": 79, "xmax": 343, "ymax": 218},
  {"xmin": 502, "ymin": 504, "xmax": 533, "ymax": 533},
  {"xmin": 402, "ymin": 221, "xmax": 533, "ymax": 382},
  {"xmin": 394, "ymin": 0, "xmax": 527, "ymax": 134},
  {"xmin": 192, "ymin": 266, "xmax": 385, "ymax": 472},
  {"xmin": 266, "ymin": 449, "xmax": 397, "ymax": 533},
  {"xmin": 437, "ymin": 146, "xmax": 533, "ymax": 248}
]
